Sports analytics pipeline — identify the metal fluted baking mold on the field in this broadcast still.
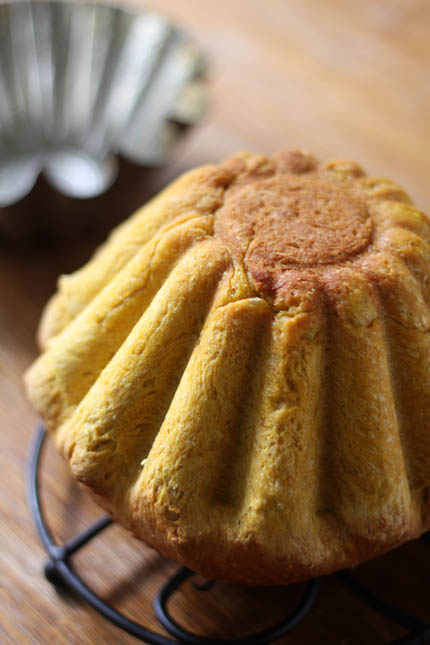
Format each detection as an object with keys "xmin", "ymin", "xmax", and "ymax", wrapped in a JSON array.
[{"xmin": 0, "ymin": 0, "xmax": 208, "ymax": 205}]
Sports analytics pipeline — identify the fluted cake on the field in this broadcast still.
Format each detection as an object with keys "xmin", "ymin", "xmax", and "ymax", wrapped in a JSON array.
[{"xmin": 26, "ymin": 149, "xmax": 430, "ymax": 585}]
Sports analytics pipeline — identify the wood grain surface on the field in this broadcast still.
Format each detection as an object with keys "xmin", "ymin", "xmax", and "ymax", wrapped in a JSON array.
[{"xmin": 1, "ymin": 0, "xmax": 429, "ymax": 643}]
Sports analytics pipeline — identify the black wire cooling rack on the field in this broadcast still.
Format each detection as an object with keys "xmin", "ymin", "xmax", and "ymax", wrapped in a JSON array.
[{"xmin": 28, "ymin": 425, "xmax": 430, "ymax": 645}]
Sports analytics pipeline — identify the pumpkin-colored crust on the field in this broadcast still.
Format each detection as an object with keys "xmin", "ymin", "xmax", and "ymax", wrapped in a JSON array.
[{"xmin": 26, "ymin": 149, "xmax": 430, "ymax": 585}]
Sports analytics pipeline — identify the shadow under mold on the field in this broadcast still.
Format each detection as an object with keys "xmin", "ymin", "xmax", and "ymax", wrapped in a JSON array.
[{"xmin": 0, "ymin": 157, "xmax": 190, "ymax": 252}]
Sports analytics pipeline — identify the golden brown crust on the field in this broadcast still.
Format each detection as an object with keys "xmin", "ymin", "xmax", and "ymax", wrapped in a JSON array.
[
  {"xmin": 215, "ymin": 175, "xmax": 372, "ymax": 298},
  {"xmin": 25, "ymin": 148, "xmax": 430, "ymax": 585}
]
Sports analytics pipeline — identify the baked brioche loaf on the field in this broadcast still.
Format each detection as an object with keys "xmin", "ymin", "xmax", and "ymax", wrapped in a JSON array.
[{"xmin": 26, "ymin": 149, "xmax": 430, "ymax": 585}]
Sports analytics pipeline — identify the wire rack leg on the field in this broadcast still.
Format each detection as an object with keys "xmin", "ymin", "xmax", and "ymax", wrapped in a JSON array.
[{"xmin": 27, "ymin": 424, "xmax": 321, "ymax": 644}]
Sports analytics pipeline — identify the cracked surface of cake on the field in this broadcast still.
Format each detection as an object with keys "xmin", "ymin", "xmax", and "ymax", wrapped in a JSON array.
[{"xmin": 26, "ymin": 149, "xmax": 430, "ymax": 585}]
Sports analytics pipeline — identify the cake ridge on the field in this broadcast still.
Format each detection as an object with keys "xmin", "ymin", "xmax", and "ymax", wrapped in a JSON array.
[
  {"xmin": 315, "ymin": 291, "xmax": 335, "ymax": 519},
  {"xmin": 319, "ymin": 280, "xmax": 412, "ymax": 539},
  {"xmin": 207, "ymin": 300, "xmax": 272, "ymax": 513},
  {"xmin": 357, "ymin": 177, "xmax": 412, "ymax": 205},
  {"xmin": 235, "ymin": 308, "xmax": 326, "ymax": 544},
  {"xmin": 26, "ymin": 218, "xmax": 217, "ymax": 432},
  {"xmin": 63, "ymin": 238, "xmax": 232, "ymax": 497},
  {"xmin": 25, "ymin": 148, "xmax": 430, "ymax": 585},
  {"xmin": 358, "ymin": 251, "xmax": 430, "ymax": 332},
  {"xmin": 38, "ymin": 164, "xmax": 236, "ymax": 347},
  {"xmin": 132, "ymin": 296, "xmax": 270, "ymax": 498},
  {"xmin": 374, "ymin": 229, "xmax": 430, "ymax": 307},
  {"xmin": 131, "ymin": 297, "xmax": 272, "ymax": 526},
  {"xmin": 377, "ymin": 312, "xmax": 430, "ymax": 489},
  {"xmin": 376, "ymin": 298, "xmax": 414, "ymax": 494}
]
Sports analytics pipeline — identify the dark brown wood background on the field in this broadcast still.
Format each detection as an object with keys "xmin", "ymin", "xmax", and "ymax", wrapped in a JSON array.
[{"xmin": 1, "ymin": 0, "xmax": 429, "ymax": 643}]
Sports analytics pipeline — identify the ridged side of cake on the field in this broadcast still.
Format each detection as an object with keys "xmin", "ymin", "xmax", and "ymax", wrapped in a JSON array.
[{"xmin": 26, "ymin": 150, "xmax": 430, "ymax": 584}]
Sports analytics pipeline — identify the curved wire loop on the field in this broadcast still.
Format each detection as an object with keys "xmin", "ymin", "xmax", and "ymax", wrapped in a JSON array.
[
  {"xmin": 27, "ymin": 425, "xmax": 320, "ymax": 644},
  {"xmin": 28, "ymin": 425, "xmax": 430, "ymax": 644}
]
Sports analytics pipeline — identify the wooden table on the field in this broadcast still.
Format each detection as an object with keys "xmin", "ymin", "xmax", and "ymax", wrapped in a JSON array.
[{"xmin": 1, "ymin": 0, "xmax": 429, "ymax": 643}]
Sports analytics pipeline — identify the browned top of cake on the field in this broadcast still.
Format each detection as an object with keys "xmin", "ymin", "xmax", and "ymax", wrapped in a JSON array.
[
  {"xmin": 26, "ymin": 147, "xmax": 430, "ymax": 587},
  {"xmin": 215, "ymin": 153, "xmax": 373, "ymax": 299}
]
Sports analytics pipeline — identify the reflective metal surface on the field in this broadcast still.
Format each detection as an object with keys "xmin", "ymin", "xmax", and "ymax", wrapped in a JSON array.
[{"xmin": 0, "ymin": 1, "xmax": 207, "ymax": 205}]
